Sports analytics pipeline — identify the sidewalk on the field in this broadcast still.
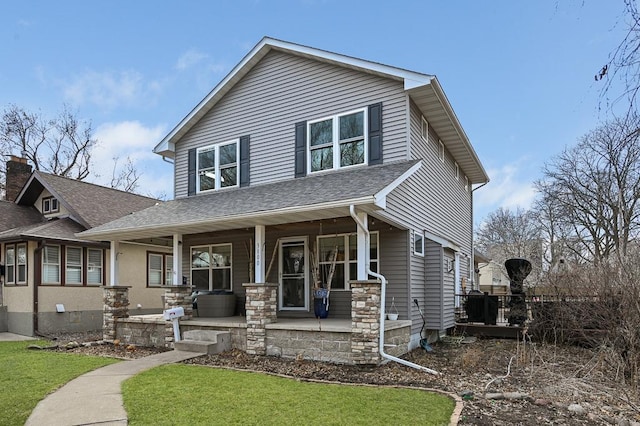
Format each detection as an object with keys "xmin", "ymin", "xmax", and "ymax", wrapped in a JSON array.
[{"xmin": 25, "ymin": 349, "xmax": 204, "ymax": 426}]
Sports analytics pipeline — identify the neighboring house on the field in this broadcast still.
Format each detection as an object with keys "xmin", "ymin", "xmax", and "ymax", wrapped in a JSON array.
[
  {"xmin": 478, "ymin": 260, "xmax": 510, "ymax": 296},
  {"xmin": 0, "ymin": 157, "xmax": 165, "ymax": 336},
  {"xmin": 80, "ymin": 37, "xmax": 489, "ymax": 350}
]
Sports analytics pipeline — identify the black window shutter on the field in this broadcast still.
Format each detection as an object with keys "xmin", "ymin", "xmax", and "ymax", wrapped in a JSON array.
[
  {"xmin": 295, "ymin": 121, "xmax": 307, "ymax": 178},
  {"xmin": 188, "ymin": 148, "xmax": 196, "ymax": 195},
  {"xmin": 368, "ymin": 102, "xmax": 383, "ymax": 165},
  {"xmin": 239, "ymin": 135, "xmax": 250, "ymax": 187}
]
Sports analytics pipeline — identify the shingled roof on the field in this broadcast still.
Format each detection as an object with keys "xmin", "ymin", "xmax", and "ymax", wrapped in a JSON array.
[
  {"xmin": 0, "ymin": 200, "xmax": 43, "ymax": 232},
  {"xmin": 79, "ymin": 159, "xmax": 421, "ymax": 241},
  {"xmin": 0, "ymin": 217, "xmax": 87, "ymax": 243},
  {"xmin": 16, "ymin": 172, "xmax": 160, "ymax": 229}
]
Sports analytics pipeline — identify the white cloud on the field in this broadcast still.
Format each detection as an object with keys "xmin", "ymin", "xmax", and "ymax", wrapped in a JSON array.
[
  {"xmin": 176, "ymin": 49, "xmax": 209, "ymax": 70},
  {"xmin": 91, "ymin": 121, "xmax": 173, "ymax": 198},
  {"xmin": 474, "ymin": 162, "xmax": 538, "ymax": 223},
  {"xmin": 62, "ymin": 70, "xmax": 164, "ymax": 110}
]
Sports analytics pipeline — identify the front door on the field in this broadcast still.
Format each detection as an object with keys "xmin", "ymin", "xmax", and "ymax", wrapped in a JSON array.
[{"xmin": 279, "ymin": 238, "xmax": 308, "ymax": 310}]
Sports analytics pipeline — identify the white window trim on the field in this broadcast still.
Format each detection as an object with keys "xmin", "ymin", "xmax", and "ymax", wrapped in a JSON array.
[
  {"xmin": 42, "ymin": 197, "xmax": 59, "ymax": 214},
  {"xmin": 147, "ymin": 252, "xmax": 173, "ymax": 286},
  {"xmin": 307, "ymin": 107, "xmax": 368, "ymax": 174},
  {"xmin": 5, "ymin": 245, "xmax": 16, "ymax": 284},
  {"xmin": 421, "ymin": 116, "xmax": 429, "ymax": 141},
  {"xmin": 196, "ymin": 139, "xmax": 240, "ymax": 193},
  {"xmin": 465, "ymin": 175, "xmax": 469, "ymax": 192},
  {"xmin": 413, "ymin": 230, "xmax": 424, "ymax": 257},
  {"xmin": 438, "ymin": 140, "xmax": 445, "ymax": 163},
  {"xmin": 455, "ymin": 162, "xmax": 459, "ymax": 180},
  {"xmin": 316, "ymin": 231, "xmax": 379, "ymax": 290}
]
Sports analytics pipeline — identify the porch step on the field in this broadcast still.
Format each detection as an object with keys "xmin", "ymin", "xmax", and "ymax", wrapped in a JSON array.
[{"xmin": 175, "ymin": 330, "xmax": 231, "ymax": 355}]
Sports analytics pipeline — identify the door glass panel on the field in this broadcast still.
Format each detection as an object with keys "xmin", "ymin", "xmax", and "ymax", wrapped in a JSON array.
[{"xmin": 281, "ymin": 241, "xmax": 306, "ymax": 309}]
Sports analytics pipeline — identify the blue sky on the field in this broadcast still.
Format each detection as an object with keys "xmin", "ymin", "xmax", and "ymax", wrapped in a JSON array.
[{"xmin": 0, "ymin": 1, "xmax": 628, "ymax": 225}]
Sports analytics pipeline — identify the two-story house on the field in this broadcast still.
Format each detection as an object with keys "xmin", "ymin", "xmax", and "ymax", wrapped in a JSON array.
[
  {"xmin": 0, "ymin": 156, "xmax": 165, "ymax": 336},
  {"xmin": 80, "ymin": 37, "xmax": 488, "ymax": 360}
]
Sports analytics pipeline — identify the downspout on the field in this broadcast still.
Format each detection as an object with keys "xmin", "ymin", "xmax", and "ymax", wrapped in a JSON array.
[
  {"xmin": 471, "ymin": 181, "xmax": 489, "ymax": 291},
  {"xmin": 349, "ymin": 205, "xmax": 439, "ymax": 375}
]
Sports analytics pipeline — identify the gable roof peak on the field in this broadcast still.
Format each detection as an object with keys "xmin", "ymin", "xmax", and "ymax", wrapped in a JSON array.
[{"xmin": 153, "ymin": 36, "xmax": 435, "ymax": 158}]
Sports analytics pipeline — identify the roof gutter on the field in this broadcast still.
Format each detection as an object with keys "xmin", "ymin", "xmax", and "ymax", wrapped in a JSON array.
[{"xmin": 349, "ymin": 205, "xmax": 439, "ymax": 375}]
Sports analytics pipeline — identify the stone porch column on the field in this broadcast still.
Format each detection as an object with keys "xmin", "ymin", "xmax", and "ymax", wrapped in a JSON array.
[
  {"xmin": 163, "ymin": 286, "xmax": 193, "ymax": 347},
  {"xmin": 243, "ymin": 282, "xmax": 277, "ymax": 355},
  {"xmin": 350, "ymin": 280, "xmax": 381, "ymax": 364},
  {"xmin": 103, "ymin": 286, "xmax": 130, "ymax": 342}
]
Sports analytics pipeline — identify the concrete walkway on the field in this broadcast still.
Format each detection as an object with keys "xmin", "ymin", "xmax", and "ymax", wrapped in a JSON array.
[
  {"xmin": 25, "ymin": 350, "xmax": 204, "ymax": 426},
  {"xmin": 0, "ymin": 332, "xmax": 35, "ymax": 341}
]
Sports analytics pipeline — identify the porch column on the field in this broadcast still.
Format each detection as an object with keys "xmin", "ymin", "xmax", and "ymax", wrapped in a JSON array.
[
  {"xmin": 109, "ymin": 240, "xmax": 119, "ymax": 286},
  {"xmin": 350, "ymin": 279, "xmax": 381, "ymax": 364},
  {"xmin": 163, "ymin": 286, "xmax": 193, "ymax": 348},
  {"xmin": 103, "ymin": 286, "xmax": 130, "ymax": 342},
  {"xmin": 356, "ymin": 211, "xmax": 369, "ymax": 280},
  {"xmin": 172, "ymin": 233, "xmax": 183, "ymax": 285},
  {"xmin": 254, "ymin": 225, "xmax": 265, "ymax": 283},
  {"xmin": 243, "ymin": 282, "xmax": 277, "ymax": 355}
]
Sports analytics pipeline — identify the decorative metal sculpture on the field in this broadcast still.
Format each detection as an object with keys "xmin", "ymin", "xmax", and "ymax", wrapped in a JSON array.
[{"xmin": 505, "ymin": 258, "xmax": 532, "ymax": 326}]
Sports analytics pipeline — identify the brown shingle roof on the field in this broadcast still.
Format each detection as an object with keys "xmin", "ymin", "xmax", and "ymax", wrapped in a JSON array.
[
  {"xmin": 0, "ymin": 217, "xmax": 87, "ymax": 243},
  {"xmin": 20, "ymin": 172, "xmax": 160, "ymax": 228}
]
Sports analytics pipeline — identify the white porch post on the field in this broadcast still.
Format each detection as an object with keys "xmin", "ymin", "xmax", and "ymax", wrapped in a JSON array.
[
  {"xmin": 109, "ymin": 240, "xmax": 119, "ymax": 286},
  {"xmin": 356, "ymin": 211, "xmax": 369, "ymax": 280},
  {"xmin": 173, "ymin": 233, "xmax": 183, "ymax": 286},
  {"xmin": 254, "ymin": 225, "xmax": 265, "ymax": 283}
]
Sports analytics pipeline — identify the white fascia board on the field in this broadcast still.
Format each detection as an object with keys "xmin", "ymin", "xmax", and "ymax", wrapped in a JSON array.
[{"xmin": 373, "ymin": 160, "xmax": 422, "ymax": 208}]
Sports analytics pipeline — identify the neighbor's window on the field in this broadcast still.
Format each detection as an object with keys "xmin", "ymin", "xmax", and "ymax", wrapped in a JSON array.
[
  {"xmin": 413, "ymin": 231, "xmax": 424, "ymax": 256},
  {"xmin": 42, "ymin": 197, "xmax": 59, "ymax": 214},
  {"xmin": 455, "ymin": 162, "xmax": 460, "ymax": 180},
  {"xmin": 308, "ymin": 109, "xmax": 367, "ymax": 173},
  {"xmin": 421, "ymin": 116, "xmax": 429, "ymax": 141},
  {"xmin": 87, "ymin": 249, "xmax": 103, "ymax": 285},
  {"xmin": 438, "ymin": 140, "xmax": 445, "ymax": 163},
  {"xmin": 42, "ymin": 245, "xmax": 61, "ymax": 284},
  {"xmin": 196, "ymin": 140, "xmax": 239, "ymax": 192},
  {"xmin": 191, "ymin": 244, "xmax": 232, "ymax": 291},
  {"xmin": 465, "ymin": 176, "xmax": 469, "ymax": 192},
  {"xmin": 66, "ymin": 247, "xmax": 83, "ymax": 285},
  {"xmin": 317, "ymin": 232, "xmax": 379, "ymax": 290},
  {"xmin": 148, "ymin": 253, "xmax": 173, "ymax": 286}
]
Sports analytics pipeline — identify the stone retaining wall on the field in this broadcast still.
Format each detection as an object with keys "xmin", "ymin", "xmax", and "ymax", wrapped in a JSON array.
[{"xmin": 266, "ymin": 329, "xmax": 352, "ymax": 363}]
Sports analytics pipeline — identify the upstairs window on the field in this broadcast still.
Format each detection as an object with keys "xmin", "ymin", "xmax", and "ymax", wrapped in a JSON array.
[
  {"xmin": 421, "ymin": 116, "xmax": 429, "ymax": 141},
  {"xmin": 308, "ymin": 109, "xmax": 367, "ymax": 173},
  {"xmin": 42, "ymin": 197, "xmax": 59, "ymax": 214},
  {"xmin": 438, "ymin": 140, "xmax": 445, "ymax": 163},
  {"xmin": 196, "ymin": 140, "xmax": 239, "ymax": 192},
  {"xmin": 455, "ymin": 162, "xmax": 460, "ymax": 180}
]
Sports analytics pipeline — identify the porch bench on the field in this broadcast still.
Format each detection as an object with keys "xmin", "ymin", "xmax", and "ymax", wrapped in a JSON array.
[{"xmin": 196, "ymin": 293, "xmax": 237, "ymax": 317}]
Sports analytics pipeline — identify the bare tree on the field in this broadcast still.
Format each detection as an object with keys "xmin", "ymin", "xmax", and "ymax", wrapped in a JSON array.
[
  {"xmin": 108, "ymin": 156, "xmax": 141, "ymax": 193},
  {"xmin": 1, "ymin": 104, "xmax": 144, "ymax": 194},
  {"xmin": 595, "ymin": 0, "xmax": 640, "ymax": 115},
  {"xmin": 536, "ymin": 114, "xmax": 640, "ymax": 264},
  {"xmin": 0, "ymin": 105, "xmax": 94, "ymax": 190},
  {"xmin": 475, "ymin": 207, "xmax": 544, "ymax": 286}
]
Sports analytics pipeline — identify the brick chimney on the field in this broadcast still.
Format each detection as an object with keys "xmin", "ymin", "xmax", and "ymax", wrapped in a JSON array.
[{"xmin": 5, "ymin": 156, "xmax": 33, "ymax": 201}]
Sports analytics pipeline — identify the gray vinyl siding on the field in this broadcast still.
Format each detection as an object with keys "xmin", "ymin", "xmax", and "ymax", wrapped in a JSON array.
[
  {"xmin": 379, "ymin": 99, "xmax": 473, "ymax": 333},
  {"xmin": 379, "ymin": 228, "xmax": 408, "ymax": 320},
  {"xmin": 423, "ymin": 240, "xmax": 443, "ymax": 332},
  {"xmin": 174, "ymin": 50, "xmax": 408, "ymax": 198}
]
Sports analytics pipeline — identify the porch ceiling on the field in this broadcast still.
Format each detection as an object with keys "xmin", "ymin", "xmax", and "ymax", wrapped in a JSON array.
[{"xmin": 78, "ymin": 160, "xmax": 420, "ymax": 242}]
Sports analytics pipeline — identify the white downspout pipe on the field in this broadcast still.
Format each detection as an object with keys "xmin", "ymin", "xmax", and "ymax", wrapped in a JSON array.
[{"xmin": 349, "ymin": 205, "xmax": 440, "ymax": 375}]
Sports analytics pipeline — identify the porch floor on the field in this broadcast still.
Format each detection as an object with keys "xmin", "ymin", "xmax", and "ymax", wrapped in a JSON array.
[{"xmin": 131, "ymin": 314, "xmax": 410, "ymax": 333}]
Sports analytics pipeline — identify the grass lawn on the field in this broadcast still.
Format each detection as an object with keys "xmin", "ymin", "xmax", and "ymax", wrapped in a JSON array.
[
  {"xmin": 0, "ymin": 341, "xmax": 119, "ymax": 426},
  {"xmin": 123, "ymin": 364, "xmax": 454, "ymax": 425}
]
